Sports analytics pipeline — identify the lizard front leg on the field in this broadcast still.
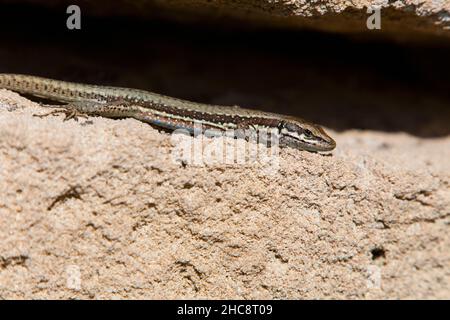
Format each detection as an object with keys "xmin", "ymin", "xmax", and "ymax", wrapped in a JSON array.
[{"xmin": 34, "ymin": 99, "xmax": 136, "ymax": 121}]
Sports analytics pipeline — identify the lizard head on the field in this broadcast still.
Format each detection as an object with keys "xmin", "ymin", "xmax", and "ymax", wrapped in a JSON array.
[{"xmin": 277, "ymin": 117, "xmax": 336, "ymax": 152}]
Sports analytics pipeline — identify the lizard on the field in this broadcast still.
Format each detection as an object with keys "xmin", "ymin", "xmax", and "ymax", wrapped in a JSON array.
[{"xmin": 0, "ymin": 73, "xmax": 336, "ymax": 152}]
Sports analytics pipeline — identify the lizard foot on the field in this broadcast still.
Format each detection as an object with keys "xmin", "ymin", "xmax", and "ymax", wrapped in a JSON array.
[{"xmin": 33, "ymin": 107, "xmax": 89, "ymax": 122}]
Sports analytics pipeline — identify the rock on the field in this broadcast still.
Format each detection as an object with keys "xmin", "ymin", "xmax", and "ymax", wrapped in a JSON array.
[
  {"xmin": 1, "ymin": 90, "xmax": 449, "ymax": 299},
  {"xmin": 9, "ymin": 0, "xmax": 450, "ymax": 38}
]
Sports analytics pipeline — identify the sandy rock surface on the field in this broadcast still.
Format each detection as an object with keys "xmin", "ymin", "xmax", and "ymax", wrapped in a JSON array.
[{"xmin": 1, "ymin": 89, "xmax": 449, "ymax": 299}]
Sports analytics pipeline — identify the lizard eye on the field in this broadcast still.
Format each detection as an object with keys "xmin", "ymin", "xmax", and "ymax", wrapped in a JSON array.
[{"xmin": 304, "ymin": 129, "xmax": 313, "ymax": 137}]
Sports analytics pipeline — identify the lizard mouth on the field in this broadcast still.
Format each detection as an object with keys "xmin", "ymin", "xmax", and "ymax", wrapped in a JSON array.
[{"xmin": 280, "ymin": 134, "xmax": 336, "ymax": 152}]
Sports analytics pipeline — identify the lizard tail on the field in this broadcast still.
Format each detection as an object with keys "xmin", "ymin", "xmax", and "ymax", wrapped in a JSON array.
[{"xmin": 0, "ymin": 73, "xmax": 97, "ymax": 103}]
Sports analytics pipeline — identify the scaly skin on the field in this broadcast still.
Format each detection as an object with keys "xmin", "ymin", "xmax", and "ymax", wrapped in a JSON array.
[{"xmin": 0, "ymin": 73, "xmax": 336, "ymax": 151}]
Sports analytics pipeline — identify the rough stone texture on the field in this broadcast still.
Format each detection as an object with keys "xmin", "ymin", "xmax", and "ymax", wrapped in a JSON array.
[
  {"xmin": 2, "ymin": 0, "xmax": 450, "ymax": 38},
  {"xmin": 1, "ymin": 90, "xmax": 449, "ymax": 299},
  {"xmin": 0, "ymin": 0, "xmax": 449, "ymax": 301}
]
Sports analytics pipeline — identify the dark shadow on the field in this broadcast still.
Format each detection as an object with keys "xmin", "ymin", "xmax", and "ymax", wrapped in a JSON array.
[{"xmin": 0, "ymin": 4, "xmax": 449, "ymax": 137}]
